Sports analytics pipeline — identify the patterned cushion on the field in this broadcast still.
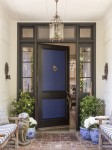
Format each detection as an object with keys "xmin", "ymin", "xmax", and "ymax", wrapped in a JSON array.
[
  {"xmin": 0, "ymin": 107, "xmax": 9, "ymax": 125},
  {"xmin": 100, "ymin": 124, "xmax": 112, "ymax": 140},
  {"xmin": 0, "ymin": 124, "xmax": 17, "ymax": 144}
]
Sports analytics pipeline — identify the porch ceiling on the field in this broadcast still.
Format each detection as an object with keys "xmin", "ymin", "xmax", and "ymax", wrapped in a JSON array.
[{"xmin": 0, "ymin": 0, "xmax": 112, "ymax": 21}]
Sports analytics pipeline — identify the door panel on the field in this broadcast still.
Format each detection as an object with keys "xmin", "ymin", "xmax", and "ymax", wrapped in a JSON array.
[
  {"xmin": 42, "ymin": 49, "xmax": 66, "ymax": 91},
  {"xmin": 38, "ymin": 44, "xmax": 69, "ymax": 128},
  {"xmin": 42, "ymin": 99, "xmax": 66, "ymax": 119}
]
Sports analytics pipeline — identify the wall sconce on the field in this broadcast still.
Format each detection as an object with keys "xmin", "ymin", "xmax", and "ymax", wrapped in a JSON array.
[
  {"xmin": 102, "ymin": 63, "xmax": 108, "ymax": 80},
  {"xmin": 5, "ymin": 62, "xmax": 11, "ymax": 79}
]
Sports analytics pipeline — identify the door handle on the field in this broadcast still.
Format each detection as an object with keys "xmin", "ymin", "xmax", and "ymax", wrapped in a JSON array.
[{"xmin": 66, "ymin": 92, "xmax": 70, "ymax": 105}]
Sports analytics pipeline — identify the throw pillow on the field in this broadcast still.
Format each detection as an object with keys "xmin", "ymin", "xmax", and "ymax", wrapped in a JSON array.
[
  {"xmin": 0, "ymin": 107, "xmax": 9, "ymax": 125},
  {"xmin": 109, "ymin": 111, "xmax": 112, "ymax": 125}
]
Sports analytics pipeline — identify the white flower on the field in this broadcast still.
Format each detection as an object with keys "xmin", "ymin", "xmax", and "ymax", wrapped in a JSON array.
[
  {"xmin": 89, "ymin": 117, "xmax": 97, "ymax": 125},
  {"xmin": 84, "ymin": 119, "xmax": 90, "ymax": 128},
  {"xmin": 84, "ymin": 116, "xmax": 99, "ymax": 129},
  {"xmin": 29, "ymin": 117, "xmax": 37, "ymax": 127}
]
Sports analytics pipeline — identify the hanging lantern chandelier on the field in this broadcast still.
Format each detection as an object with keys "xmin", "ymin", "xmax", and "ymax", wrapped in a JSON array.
[{"xmin": 49, "ymin": 0, "xmax": 64, "ymax": 41}]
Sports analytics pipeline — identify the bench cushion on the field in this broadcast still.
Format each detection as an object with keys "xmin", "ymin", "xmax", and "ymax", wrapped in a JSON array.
[
  {"xmin": 0, "ymin": 124, "xmax": 17, "ymax": 144},
  {"xmin": 100, "ymin": 124, "xmax": 112, "ymax": 140}
]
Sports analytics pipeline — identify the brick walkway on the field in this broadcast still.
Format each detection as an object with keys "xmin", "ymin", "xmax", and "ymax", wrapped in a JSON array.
[
  {"xmin": 4, "ymin": 129, "xmax": 101, "ymax": 150},
  {"xmin": 4, "ymin": 107, "xmax": 110, "ymax": 150}
]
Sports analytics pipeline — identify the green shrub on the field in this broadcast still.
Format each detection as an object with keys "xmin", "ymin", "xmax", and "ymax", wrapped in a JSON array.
[
  {"xmin": 11, "ymin": 90, "xmax": 35, "ymax": 116},
  {"xmin": 80, "ymin": 95, "xmax": 105, "ymax": 127}
]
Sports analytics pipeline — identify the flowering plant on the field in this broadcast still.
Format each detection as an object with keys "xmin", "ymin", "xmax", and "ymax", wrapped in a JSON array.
[
  {"xmin": 84, "ymin": 116, "xmax": 99, "ymax": 129},
  {"xmin": 29, "ymin": 117, "xmax": 37, "ymax": 128},
  {"xmin": 80, "ymin": 95, "xmax": 105, "ymax": 127},
  {"xmin": 11, "ymin": 90, "xmax": 35, "ymax": 116}
]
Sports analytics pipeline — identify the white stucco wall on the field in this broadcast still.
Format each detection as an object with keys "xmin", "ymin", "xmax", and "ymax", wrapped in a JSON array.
[
  {"xmin": 101, "ymin": 6, "xmax": 112, "ymax": 116},
  {"xmin": 0, "ymin": 7, "xmax": 11, "ymax": 115},
  {"xmin": 0, "ymin": 4, "xmax": 112, "ymax": 117},
  {"xmin": 96, "ymin": 21, "xmax": 104, "ymax": 99},
  {"xmin": 10, "ymin": 21, "xmax": 17, "ymax": 101}
]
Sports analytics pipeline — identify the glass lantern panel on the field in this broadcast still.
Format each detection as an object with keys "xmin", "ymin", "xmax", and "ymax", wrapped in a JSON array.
[
  {"xmin": 23, "ymin": 78, "xmax": 33, "ymax": 92},
  {"xmin": 49, "ymin": 23, "xmax": 64, "ymax": 41}
]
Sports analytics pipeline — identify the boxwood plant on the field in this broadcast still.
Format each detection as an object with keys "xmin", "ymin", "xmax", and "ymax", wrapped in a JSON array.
[{"xmin": 80, "ymin": 95, "xmax": 105, "ymax": 127}]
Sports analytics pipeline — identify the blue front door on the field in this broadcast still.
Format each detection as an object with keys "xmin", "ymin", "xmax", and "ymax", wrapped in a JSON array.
[{"xmin": 38, "ymin": 44, "xmax": 69, "ymax": 127}]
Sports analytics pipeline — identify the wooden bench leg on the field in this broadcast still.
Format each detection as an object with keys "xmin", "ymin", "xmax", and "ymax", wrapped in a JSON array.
[
  {"xmin": 15, "ymin": 127, "xmax": 18, "ymax": 149},
  {"xmin": 99, "ymin": 130, "xmax": 102, "ymax": 150}
]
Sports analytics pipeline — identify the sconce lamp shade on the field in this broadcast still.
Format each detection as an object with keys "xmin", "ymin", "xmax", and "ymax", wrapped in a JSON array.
[{"xmin": 5, "ymin": 62, "xmax": 11, "ymax": 79}]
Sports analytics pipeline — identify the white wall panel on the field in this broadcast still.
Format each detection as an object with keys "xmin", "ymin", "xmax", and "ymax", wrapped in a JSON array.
[
  {"xmin": 96, "ymin": 21, "xmax": 104, "ymax": 99},
  {"xmin": 102, "ymin": 6, "xmax": 112, "ymax": 116},
  {"xmin": 0, "ymin": 11, "xmax": 11, "ymax": 115},
  {"xmin": 10, "ymin": 21, "xmax": 17, "ymax": 101}
]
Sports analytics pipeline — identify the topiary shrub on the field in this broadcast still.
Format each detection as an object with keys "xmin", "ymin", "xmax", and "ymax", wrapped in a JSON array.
[
  {"xmin": 80, "ymin": 95, "xmax": 105, "ymax": 127},
  {"xmin": 11, "ymin": 90, "xmax": 35, "ymax": 116}
]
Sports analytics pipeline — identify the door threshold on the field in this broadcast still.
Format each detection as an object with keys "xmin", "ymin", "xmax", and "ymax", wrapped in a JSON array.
[
  {"xmin": 38, "ymin": 125, "xmax": 69, "ymax": 130},
  {"xmin": 38, "ymin": 125, "xmax": 75, "ymax": 132}
]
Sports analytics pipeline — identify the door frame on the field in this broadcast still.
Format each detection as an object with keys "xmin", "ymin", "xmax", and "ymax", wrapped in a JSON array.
[
  {"xmin": 17, "ymin": 22, "xmax": 96, "ymax": 130},
  {"xmin": 76, "ymin": 41, "xmax": 96, "ymax": 130}
]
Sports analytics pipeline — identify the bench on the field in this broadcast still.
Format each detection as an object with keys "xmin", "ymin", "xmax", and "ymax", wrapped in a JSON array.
[
  {"xmin": 0, "ymin": 108, "xmax": 18, "ymax": 150},
  {"xmin": 98, "ymin": 115, "xmax": 112, "ymax": 149},
  {"xmin": 99, "ymin": 124, "xmax": 112, "ymax": 149}
]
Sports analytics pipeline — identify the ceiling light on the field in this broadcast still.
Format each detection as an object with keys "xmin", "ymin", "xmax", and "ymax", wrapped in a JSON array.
[{"xmin": 49, "ymin": 0, "xmax": 64, "ymax": 41}]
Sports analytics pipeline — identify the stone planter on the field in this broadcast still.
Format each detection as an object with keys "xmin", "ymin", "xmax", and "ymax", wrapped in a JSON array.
[
  {"xmin": 80, "ymin": 127, "xmax": 91, "ymax": 140},
  {"xmin": 26, "ymin": 127, "xmax": 36, "ymax": 139}
]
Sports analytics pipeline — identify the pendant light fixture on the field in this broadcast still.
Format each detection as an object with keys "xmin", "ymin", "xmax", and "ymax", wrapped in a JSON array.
[{"xmin": 49, "ymin": 0, "xmax": 64, "ymax": 41}]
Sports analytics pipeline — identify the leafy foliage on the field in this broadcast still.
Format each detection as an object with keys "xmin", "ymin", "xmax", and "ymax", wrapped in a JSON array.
[
  {"xmin": 11, "ymin": 90, "xmax": 35, "ymax": 116},
  {"xmin": 80, "ymin": 95, "xmax": 105, "ymax": 127}
]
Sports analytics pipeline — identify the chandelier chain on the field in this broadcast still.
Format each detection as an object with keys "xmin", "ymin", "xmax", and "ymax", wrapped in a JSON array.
[{"xmin": 55, "ymin": 0, "xmax": 58, "ymax": 14}]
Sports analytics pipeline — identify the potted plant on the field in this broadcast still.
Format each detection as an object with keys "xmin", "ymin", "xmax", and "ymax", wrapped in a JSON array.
[
  {"xmin": 11, "ymin": 90, "xmax": 35, "ymax": 117},
  {"xmin": 79, "ymin": 95, "xmax": 105, "ymax": 140},
  {"xmin": 84, "ymin": 116, "xmax": 99, "ymax": 144},
  {"xmin": 26, "ymin": 117, "xmax": 37, "ymax": 139}
]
